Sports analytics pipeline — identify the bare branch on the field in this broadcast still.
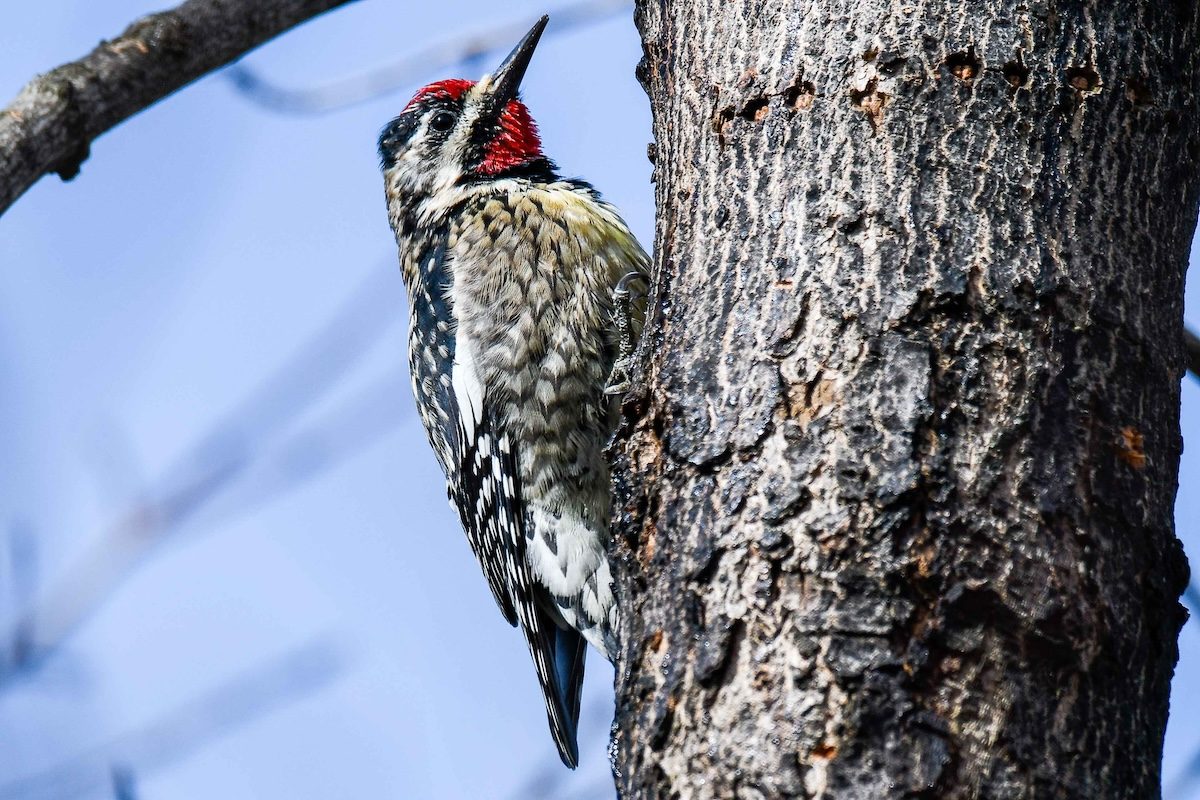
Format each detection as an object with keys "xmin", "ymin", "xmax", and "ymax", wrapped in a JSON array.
[
  {"xmin": 0, "ymin": 0, "xmax": 356, "ymax": 216},
  {"xmin": 228, "ymin": 0, "xmax": 630, "ymax": 115},
  {"xmin": 188, "ymin": 370, "xmax": 410, "ymax": 530}
]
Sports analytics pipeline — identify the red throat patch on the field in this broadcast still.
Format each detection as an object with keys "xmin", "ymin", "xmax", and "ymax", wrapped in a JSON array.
[
  {"xmin": 403, "ymin": 80, "xmax": 543, "ymax": 176},
  {"xmin": 478, "ymin": 99, "xmax": 543, "ymax": 175}
]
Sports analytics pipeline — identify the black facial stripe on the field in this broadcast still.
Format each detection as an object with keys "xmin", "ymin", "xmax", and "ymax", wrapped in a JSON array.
[
  {"xmin": 378, "ymin": 95, "xmax": 467, "ymax": 171},
  {"xmin": 463, "ymin": 101, "xmax": 513, "ymax": 173}
]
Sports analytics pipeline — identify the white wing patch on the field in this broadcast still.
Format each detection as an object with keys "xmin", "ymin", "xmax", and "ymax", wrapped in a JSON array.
[{"xmin": 450, "ymin": 325, "xmax": 486, "ymax": 442}]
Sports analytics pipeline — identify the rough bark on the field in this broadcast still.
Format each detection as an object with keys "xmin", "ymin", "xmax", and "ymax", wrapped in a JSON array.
[
  {"xmin": 611, "ymin": 2, "xmax": 1198, "ymax": 798},
  {"xmin": 0, "ymin": 0, "xmax": 355, "ymax": 216}
]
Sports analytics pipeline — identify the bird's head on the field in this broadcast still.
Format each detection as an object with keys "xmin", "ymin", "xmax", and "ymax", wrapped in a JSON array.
[{"xmin": 379, "ymin": 16, "xmax": 552, "ymax": 201}]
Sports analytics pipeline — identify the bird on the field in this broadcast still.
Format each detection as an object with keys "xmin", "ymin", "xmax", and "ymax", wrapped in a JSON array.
[{"xmin": 377, "ymin": 15, "xmax": 649, "ymax": 767}]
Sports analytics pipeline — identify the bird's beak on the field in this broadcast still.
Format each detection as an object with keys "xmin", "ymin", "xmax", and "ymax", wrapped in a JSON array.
[{"xmin": 476, "ymin": 15, "xmax": 548, "ymax": 125}]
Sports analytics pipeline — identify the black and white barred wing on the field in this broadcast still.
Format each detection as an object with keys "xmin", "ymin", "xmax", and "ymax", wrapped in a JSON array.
[
  {"xmin": 448, "ymin": 408, "xmax": 519, "ymax": 627},
  {"xmin": 406, "ymin": 230, "xmax": 516, "ymax": 626},
  {"xmin": 458, "ymin": 410, "xmax": 585, "ymax": 769}
]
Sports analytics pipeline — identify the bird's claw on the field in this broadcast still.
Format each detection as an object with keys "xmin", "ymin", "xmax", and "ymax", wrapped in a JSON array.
[{"xmin": 604, "ymin": 271, "xmax": 648, "ymax": 397}]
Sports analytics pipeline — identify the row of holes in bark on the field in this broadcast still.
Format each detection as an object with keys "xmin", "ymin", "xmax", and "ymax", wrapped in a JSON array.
[
  {"xmin": 938, "ymin": 48, "xmax": 1152, "ymax": 106},
  {"xmin": 713, "ymin": 55, "xmax": 1153, "ymax": 138},
  {"xmin": 712, "ymin": 78, "xmax": 815, "ymax": 137},
  {"xmin": 941, "ymin": 47, "xmax": 1106, "ymax": 96}
]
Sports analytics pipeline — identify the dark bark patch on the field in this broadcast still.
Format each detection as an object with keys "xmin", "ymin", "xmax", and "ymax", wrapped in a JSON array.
[
  {"xmin": 877, "ymin": 52, "xmax": 907, "ymax": 77},
  {"xmin": 683, "ymin": 531, "xmax": 718, "ymax": 581},
  {"xmin": 719, "ymin": 459, "xmax": 756, "ymax": 514},
  {"xmin": 1003, "ymin": 58, "xmax": 1031, "ymax": 89},
  {"xmin": 1065, "ymin": 65, "xmax": 1102, "ymax": 94},
  {"xmin": 122, "ymin": 12, "xmax": 190, "ymax": 58},
  {"xmin": 648, "ymin": 693, "xmax": 675, "ymax": 750},
  {"xmin": 758, "ymin": 526, "xmax": 793, "ymax": 559},
  {"xmin": 944, "ymin": 48, "xmax": 981, "ymax": 82},
  {"xmin": 694, "ymin": 616, "xmax": 742, "ymax": 685},
  {"xmin": 45, "ymin": 72, "xmax": 90, "ymax": 180},
  {"xmin": 712, "ymin": 104, "xmax": 735, "ymax": 141},
  {"xmin": 762, "ymin": 471, "xmax": 810, "ymax": 523},
  {"xmin": 850, "ymin": 79, "xmax": 887, "ymax": 131},
  {"xmin": 740, "ymin": 95, "xmax": 770, "ymax": 122},
  {"xmin": 784, "ymin": 79, "xmax": 815, "ymax": 111},
  {"xmin": 1124, "ymin": 77, "xmax": 1153, "ymax": 106}
]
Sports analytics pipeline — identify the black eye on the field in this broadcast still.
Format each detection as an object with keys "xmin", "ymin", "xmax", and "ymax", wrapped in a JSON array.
[{"xmin": 429, "ymin": 111, "xmax": 456, "ymax": 132}]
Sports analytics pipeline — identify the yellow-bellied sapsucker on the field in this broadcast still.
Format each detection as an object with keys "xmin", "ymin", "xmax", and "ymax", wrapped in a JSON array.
[{"xmin": 378, "ymin": 16, "xmax": 648, "ymax": 767}]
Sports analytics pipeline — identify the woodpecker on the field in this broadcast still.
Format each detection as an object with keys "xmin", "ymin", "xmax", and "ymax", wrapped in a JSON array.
[{"xmin": 378, "ymin": 16, "xmax": 649, "ymax": 767}]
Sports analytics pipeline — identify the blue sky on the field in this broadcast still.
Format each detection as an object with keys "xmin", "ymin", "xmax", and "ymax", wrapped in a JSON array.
[{"xmin": 0, "ymin": 2, "xmax": 1197, "ymax": 798}]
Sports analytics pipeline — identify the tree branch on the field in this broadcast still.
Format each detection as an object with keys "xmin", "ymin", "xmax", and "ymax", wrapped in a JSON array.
[{"xmin": 0, "ymin": 0, "xmax": 356, "ymax": 216}]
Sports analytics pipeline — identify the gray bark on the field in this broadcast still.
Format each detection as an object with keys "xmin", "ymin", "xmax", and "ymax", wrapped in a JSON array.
[
  {"xmin": 0, "ymin": 0, "xmax": 355, "ymax": 217},
  {"xmin": 611, "ymin": 2, "xmax": 1197, "ymax": 798}
]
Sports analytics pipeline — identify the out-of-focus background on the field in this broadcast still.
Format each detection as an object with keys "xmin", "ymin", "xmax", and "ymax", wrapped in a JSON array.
[{"xmin": 0, "ymin": 2, "xmax": 1197, "ymax": 798}]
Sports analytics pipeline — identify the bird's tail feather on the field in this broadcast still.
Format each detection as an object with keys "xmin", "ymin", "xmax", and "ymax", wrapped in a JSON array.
[
  {"xmin": 520, "ymin": 611, "xmax": 586, "ymax": 768},
  {"xmin": 553, "ymin": 623, "xmax": 587, "ymax": 746}
]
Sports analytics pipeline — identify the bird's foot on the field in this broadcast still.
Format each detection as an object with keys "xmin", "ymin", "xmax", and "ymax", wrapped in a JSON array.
[{"xmin": 604, "ymin": 271, "xmax": 648, "ymax": 397}]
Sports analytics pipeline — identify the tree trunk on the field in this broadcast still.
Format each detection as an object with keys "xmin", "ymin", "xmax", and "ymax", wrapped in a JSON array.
[{"xmin": 610, "ymin": 2, "xmax": 1198, "ymax": 798}]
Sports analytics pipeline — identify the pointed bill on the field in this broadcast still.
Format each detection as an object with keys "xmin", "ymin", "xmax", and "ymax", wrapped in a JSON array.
[{"xmin": 476, "ymin": 15, "xmax": 548, "ymax": 124}]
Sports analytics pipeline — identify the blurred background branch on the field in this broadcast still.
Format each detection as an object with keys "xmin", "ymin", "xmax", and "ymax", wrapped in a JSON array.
[
  {"xmin": 227, "ymin": 0, "xmax": 630, "ymax": 114},
  {"xmin": 0, "ymin": 636, "xmax": 345, "ymax": 800},
  {"xmin": 2, "ymin": 267, "xmax": 402, "ymax": 679},
  {"xmin": 0, "ymin": 0, "xmax": 358, "ymax": 216},
  {"xmin": 109, "ymin": 766, "xmax": 139, "ymax": 800}
]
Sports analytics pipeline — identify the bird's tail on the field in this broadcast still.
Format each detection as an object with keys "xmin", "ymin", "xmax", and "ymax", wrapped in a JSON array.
[{"xmin": 520, "ymin": 611, "xmax": 587, "ymax": 768}]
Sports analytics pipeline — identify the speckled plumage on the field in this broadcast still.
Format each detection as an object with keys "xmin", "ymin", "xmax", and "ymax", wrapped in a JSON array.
[
  {"xmin": 395, "ymin": 179, "xmax": 647, "ymax": 657},
  {"xmin": 378, "ymin": 19, "xmax": 648, "ymax": 768}
]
